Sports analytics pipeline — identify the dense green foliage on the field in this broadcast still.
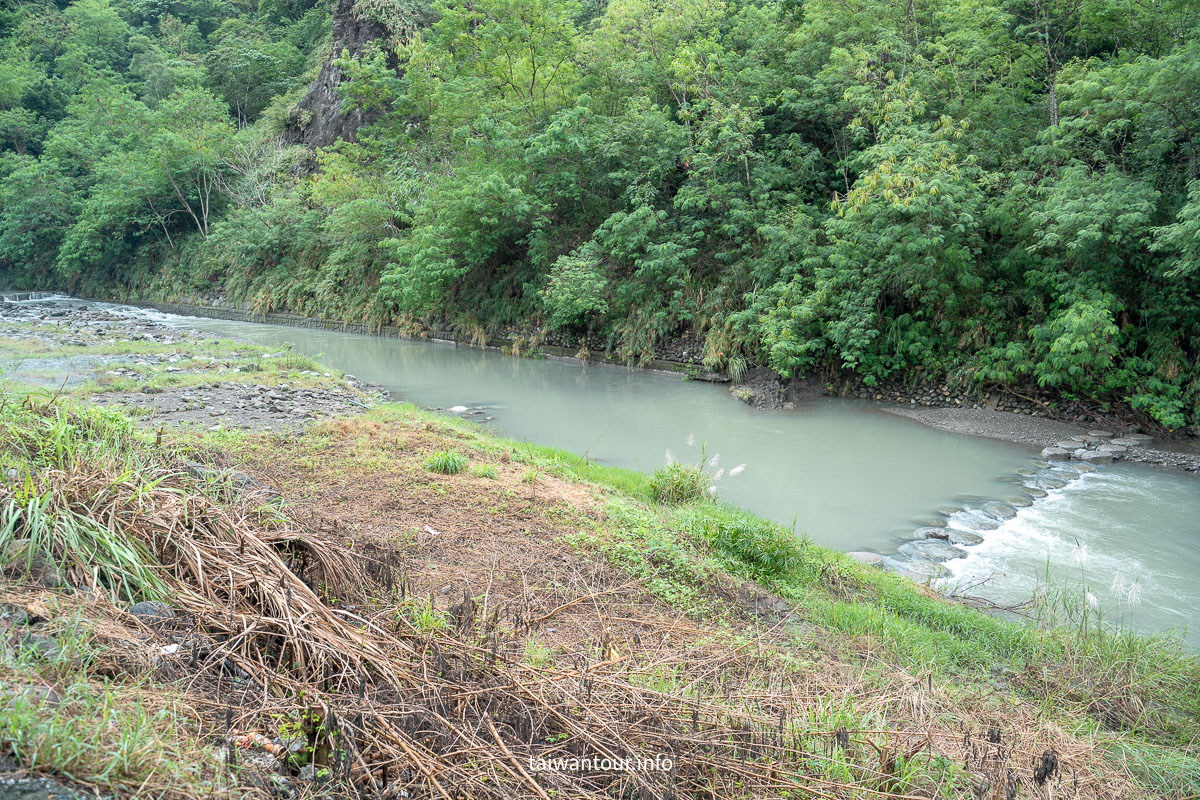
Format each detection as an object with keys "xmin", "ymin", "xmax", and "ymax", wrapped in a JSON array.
[{"xmin": 2, "ymin": 0, "xmax": 1200, "ymax": 427}]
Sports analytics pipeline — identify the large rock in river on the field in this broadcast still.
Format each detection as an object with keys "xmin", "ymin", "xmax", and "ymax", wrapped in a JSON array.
[{"xmin": 898, "ymin": 539, "xmax": 967, "ymax": 563}]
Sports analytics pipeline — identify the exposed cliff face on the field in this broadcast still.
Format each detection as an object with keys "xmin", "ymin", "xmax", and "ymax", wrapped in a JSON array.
[{"xmin": 286, "ymin": 0, "xmax": 390, "ymax": 148}]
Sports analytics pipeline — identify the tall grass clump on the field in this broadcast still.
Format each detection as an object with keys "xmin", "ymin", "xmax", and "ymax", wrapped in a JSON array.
[
  {"xmin": 0, "ymin": 484, "xmax": 168, "ymax": 603},
  {"xmin": 425, "ymin": 450, "xmax": 467, "ymax": 474},
  {"xmin": 0, "ymin": 396, "xmax": 168, "ymax": 602},
  {"xmin": 649, "ymin": 462, "xmax": 707, "ymax": 505},
  {"xmin": 649, "ymin": 437, "xmax": 746, "ymax": 506}
]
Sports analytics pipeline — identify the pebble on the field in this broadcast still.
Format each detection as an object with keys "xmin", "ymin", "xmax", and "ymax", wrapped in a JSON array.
[{"xmin": 128, "ymin": 600, "xmax": 175, "ymax": 622}]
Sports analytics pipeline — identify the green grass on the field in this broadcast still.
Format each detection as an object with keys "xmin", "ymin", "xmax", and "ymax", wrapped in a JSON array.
[
  {"xmin": 0, "ymin": 608, "xmax": 236, "ymax": 797},
  {"xmin": 424, "ymin": 450, "xmax": 468, "ymax": 474},
  {"xmin": 469, "ymin": 463, "xmax": 498, "ymax": 479}
]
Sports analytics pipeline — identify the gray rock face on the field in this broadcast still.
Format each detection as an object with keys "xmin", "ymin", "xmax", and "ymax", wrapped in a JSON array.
[
  {"xmin": 1006, "ymin": 495, "xmax": 1034, "ymax": 507},
  {"xmin": 1041, "ymin": 447, "xmax": 1071, "ymax": 461},
  {"xmin": 128, "ymin": 600, "xmax": 175, "ymax": 622},
  {"xmin": 285, "ymin": 0, "xmax": 397, "ymax": 148},
  {"xmin": 1109, "ymin": 437, "xmax": 1140, "ymax": 447},
  {"xmin": 1078, "ymin": 450, "xmax": 1113, "ymax": 465},
  {"xmin": 1097, "ymin": 444, "xmax": 1127, "ymax": 455}
]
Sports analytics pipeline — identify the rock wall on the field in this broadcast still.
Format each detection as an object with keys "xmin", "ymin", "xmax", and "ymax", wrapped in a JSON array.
[{"xmin": 286, "ymin": 0, "xmax": 391, "ymax": 148}]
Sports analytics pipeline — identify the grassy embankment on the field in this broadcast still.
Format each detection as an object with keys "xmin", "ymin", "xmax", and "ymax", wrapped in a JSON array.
[{"xmin": 1, "ymin": 333, "xmax": 1198, "ymax": 799}]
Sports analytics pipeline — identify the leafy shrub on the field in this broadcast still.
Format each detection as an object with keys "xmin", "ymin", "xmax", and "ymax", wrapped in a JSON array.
[
  {"xmin": 695, "ymin": 510, "xmax": 803, "ymax": 579},
  {"xmin": 424, "ymin": 450, "xmax": 467, "ymax": 474},
  {"xmin": 649, "ymin": 462, "xmax": 707, "ymax": 505}
]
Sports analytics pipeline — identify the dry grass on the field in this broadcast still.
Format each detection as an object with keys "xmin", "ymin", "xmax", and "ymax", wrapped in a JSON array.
[{"xmin": 0, "ymin": 403, "xmax": 1184, "ymax": 799}]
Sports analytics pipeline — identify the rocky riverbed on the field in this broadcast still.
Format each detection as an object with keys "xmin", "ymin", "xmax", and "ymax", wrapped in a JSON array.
[
  {"xmin": 729, "ymin": 369, "xmax": 1200, "ymax": 474},
  {"xmin": 0, "ymin": 298, "xmax": 386, "ymax": 432},
  {"xmin": 886, "ymin": 406, "xmax": 1200, "ymax": 473}
]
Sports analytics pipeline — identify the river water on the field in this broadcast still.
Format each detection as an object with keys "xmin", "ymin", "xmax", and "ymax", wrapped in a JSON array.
[{"xmin": 7, "ymin": 296, "xmax": 1200, "ymax": 646}]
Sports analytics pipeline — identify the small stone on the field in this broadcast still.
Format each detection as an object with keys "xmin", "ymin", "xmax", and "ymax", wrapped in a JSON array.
[{"xmin": 128, "ymin": 600, "xmax": 175, "ymax": 622}]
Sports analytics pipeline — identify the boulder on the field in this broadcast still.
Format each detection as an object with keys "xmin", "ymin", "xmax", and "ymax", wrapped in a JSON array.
[
  {"xmin": 1040, "ymin": 447, "xmax": 1071, "ymax": 461},
  {"xmin": 1087, "ymin": 430, "xmax": 1114, "ymax": 438},
  {"xmin": 914, "ymin": 527, "xmax": 949, "ymax": 540},
  {"xmin": 1006, "ymin": 495, "xmax": 1034, "ymax": 507},
  {"xmin": 845, "ymin": 551, "xmax": 883, "ymax": 566},
  {"xmin": 1078, "ymin": 450, "xmax": 1113, "ymax": 465},
  {"xmin": 947, "ymin": 530, "xmax": 985, "ymax": 546},
  {"xmin": 982, "ymin": 501, "xmax": 1018, "ymax": 520},
  {"xmin": 898, "ymin": 539, "xmax": 967, "ymax": 563}
]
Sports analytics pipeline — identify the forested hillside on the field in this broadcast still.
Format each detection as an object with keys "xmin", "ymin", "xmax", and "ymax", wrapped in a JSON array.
[{"xmin": 2, "ymin": 0, "xmax": 1199, "ymax": 427}]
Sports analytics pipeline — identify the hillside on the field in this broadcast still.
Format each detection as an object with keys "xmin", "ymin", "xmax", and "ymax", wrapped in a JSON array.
[
  {"xmin": 1, "ymin": 314, "xmax": 1199, "ymax": 799},
  {"xmin": 1, "ymin": 0, "xmax": 1199, "ymax": 429}
]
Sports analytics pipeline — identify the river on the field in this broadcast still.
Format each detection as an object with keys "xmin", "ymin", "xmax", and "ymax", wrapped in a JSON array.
[{"xmin": 8, "ymin": 296, "xmax": 1200, "ymax": 646}]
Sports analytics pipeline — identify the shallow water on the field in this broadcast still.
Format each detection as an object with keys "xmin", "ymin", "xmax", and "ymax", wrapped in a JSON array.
[{"xmin": 6, "ymin": 295, "xmax": 1199, "ymax": 645}]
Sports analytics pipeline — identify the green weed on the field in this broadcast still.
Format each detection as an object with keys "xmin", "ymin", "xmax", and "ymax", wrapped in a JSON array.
[{"xmin": 425, "ymin": 450, "xmax": 468, "ymax": 474}]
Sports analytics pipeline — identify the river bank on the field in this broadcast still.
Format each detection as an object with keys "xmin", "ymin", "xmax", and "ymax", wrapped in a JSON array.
[
  {"xmin": 2, "ymin": 316, "xmax": 1198, "ymax": 798},
  {"xmin": 48, "ymin": 291, "xmax": 1200, "ymax": 475}
]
